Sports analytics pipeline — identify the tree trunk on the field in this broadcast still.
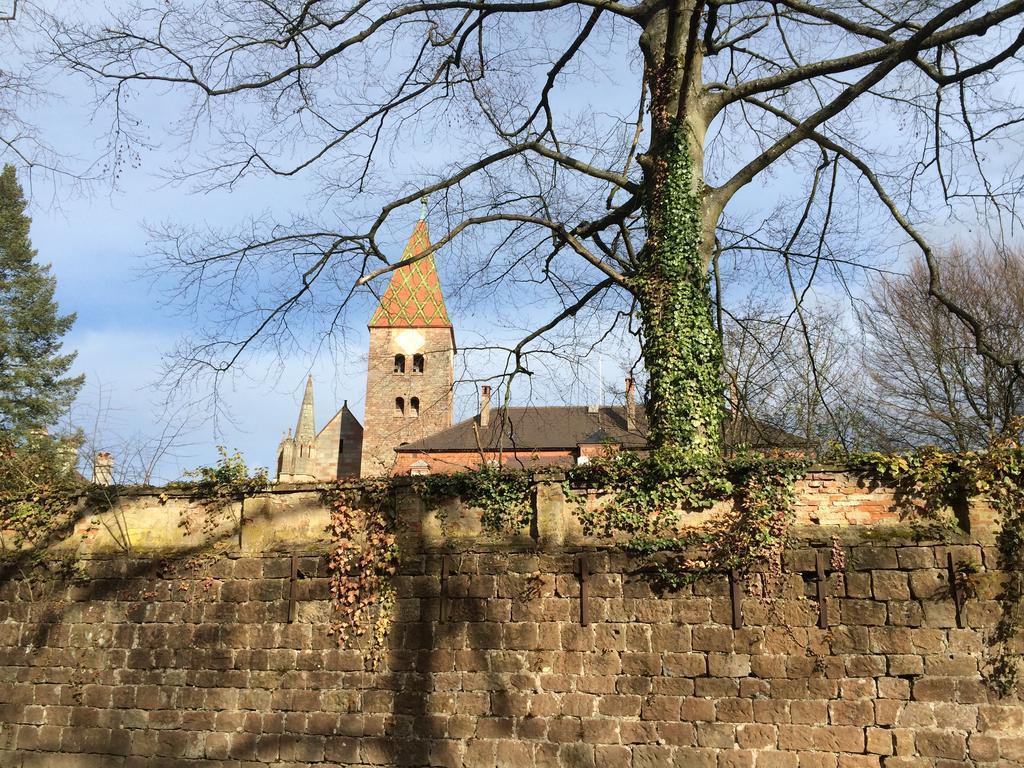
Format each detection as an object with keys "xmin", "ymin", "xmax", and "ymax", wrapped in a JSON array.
[{"xmin": 636, "ymin": 2, "xmax": 723, "ymax": 461}]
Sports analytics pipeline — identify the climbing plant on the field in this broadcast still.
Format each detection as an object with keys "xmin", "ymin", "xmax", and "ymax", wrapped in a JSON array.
[
  {"xmin": 568, "ymin": 447, "xmax": 808, "ymax": 591},
  {"xmin": 0, "ymin": 431, "xmax": 84, "ymax": 555},
  {"xmin": 852, "ymin": 446, "xmax": 967, "ymax": 533},
  {"xmin": 173, "ymin": 447, "xmax": 269, "ymax": 537},
  {"xmin": 322, "ymin": 451, "xmax": 813, "ymax": 663},
  {"xmin": 325, "ymin": 478, "xmax": 398, "ymax": 669},
  {"xmin": 323, "ymin": 466, "xmax": 536, "ymax": 664},
  {"xmin": 635, "ymin": 126, "xmax": 723, "ymax": 462},
  {"xmin": 414, "ymin": 466, "xmax": 533, "ymax": 535},
  {"xmin": 853, "ymin": 427, "xmax": 1024, "ymax": 697}
]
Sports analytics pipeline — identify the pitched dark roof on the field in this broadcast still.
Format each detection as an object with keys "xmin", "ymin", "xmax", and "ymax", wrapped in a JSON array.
[{"xmin": 395, "ymin": 405, "xmax": 803, "ymax": 453}]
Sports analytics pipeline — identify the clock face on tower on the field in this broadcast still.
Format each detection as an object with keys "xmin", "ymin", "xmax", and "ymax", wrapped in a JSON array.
[{"xmin": 394, "ymin": 329, "xmax": 426, "ymax": 355}]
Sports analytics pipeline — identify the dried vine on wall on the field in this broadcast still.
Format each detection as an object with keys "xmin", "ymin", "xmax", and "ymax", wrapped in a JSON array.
[
  {"xmin": 323, "ymin": 468, "xmax": 534, "ymax": 665},
  {"xmin": 325, "ymin": 479, "xmax": 398, "ymax": 669}
]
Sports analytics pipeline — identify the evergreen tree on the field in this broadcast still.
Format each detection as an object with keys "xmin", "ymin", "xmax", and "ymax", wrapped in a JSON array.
[{"xmin": 0, "ymin": 164, "xmax": 83, "ymax": 435}]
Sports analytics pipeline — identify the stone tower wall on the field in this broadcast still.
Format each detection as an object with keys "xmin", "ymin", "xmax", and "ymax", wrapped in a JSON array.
[
  {"xmin": 290, "ymin": 378, "xmax": 318, "ymax": 479},
  {"xmin": 314, "ymin": 407, "xmax": 364, "ymax": 479},
  {"xmin": 360, "ymin": 326, "xmax": 454, "ymax": 476}
]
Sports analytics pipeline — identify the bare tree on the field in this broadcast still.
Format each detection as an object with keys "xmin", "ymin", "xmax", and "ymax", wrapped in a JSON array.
[
  {"xmin": 861, "ymin": 243, "xmax": 1024, "ymax": 451},
  {"xmin": 721, "ymin": 299, "xmax": 878, "ymax": 455},
  {"xmin": 1, "ymin": 3, "xmax": 44, "ymax": 170},
  {"xmin": 44, "ymin": 0, "xmax": 1024, "ymax": 458},
  {"xmin": 0, "ymin": 2, "xmax": 95, "ymax": 188},
  {"xmin": 68, "ymin": 380, "xmax": 200, "ymax": 485}
]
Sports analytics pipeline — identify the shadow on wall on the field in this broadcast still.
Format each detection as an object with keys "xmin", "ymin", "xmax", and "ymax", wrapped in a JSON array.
[{"xmin": 0, "ymin": 479, "xmax": 1018, "ymax": 766}]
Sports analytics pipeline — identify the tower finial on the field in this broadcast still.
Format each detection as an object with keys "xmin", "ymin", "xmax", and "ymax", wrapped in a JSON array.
[{"xmin": 419, "ymin": 195, "xmax": 428, "ymax": 222}]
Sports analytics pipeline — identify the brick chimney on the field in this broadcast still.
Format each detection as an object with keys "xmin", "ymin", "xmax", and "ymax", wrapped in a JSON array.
[
  {"xmin": 625, "ymin": 377, "xmax": 636, "ymax": 431},
  {"xmin": 92, "ymin": 451, "xmax": 114, "ymax": 485},
  {"xmin": 479, "ymin": 385, "xmax": 491, "ymax": 427}
]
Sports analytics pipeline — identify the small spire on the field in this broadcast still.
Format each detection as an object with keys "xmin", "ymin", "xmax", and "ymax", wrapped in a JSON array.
[
  {"xmin": 419, "ymin": 195, "xmax": 428, "ymax": 222},
  {"xmin": 295, "ymin": 376, "xmax": 316, "ymax": 440}
]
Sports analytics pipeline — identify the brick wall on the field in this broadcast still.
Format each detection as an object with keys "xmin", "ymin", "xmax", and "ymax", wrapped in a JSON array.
[
  {"xmin": 393, "ymin": 449, "xmax": 582, "ymax": 475},
  {"xmin": 0, "ymin": 477, "xmax": 1020, "ymax": 767}
]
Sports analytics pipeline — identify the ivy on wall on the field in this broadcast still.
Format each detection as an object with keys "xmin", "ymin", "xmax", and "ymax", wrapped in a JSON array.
[
  {"xmin": 414, "ymin": 467, "xmax": 533, "ymax": 535},
  {"xmin": 171, "ymin": 447, "xmax": 269, "ymax": 538},
  {"xmin": 853, "ymin": 429, "xmax": 1024, "ymax": 697},
  {"xmin": 323, "ymin": 454, "xmax": 811, "ymax": 659},
  {"xmin": 568, "ymin": 449, "xmax": 809, "ymax": 590}
]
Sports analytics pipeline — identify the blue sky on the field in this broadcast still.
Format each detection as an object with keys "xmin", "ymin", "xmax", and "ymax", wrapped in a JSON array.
[
  {"xmin": 23, "ymin": 108, "xmax": 622, "ymax": 480},
  {"xmin": 7, "ymin": 1, "xmax": 1019, "ymax": 480},
  {"xmin": 5, "ymin": 2, "xmax": 652, "ymax": 481}
]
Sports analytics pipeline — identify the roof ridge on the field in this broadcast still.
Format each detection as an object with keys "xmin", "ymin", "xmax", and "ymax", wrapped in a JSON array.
[
  {"xmin": 491, "ymin": 404, "xmax": 629, "ymax": 412},
  {"xmin": 315, "ymin": 403, "xmax": 363, "ymax": 439}
]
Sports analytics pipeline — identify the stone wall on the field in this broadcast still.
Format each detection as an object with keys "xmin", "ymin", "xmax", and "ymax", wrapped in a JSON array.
[{"xmin": 0, "ymin": 473, "xmax": 1020, "ymax": 767}]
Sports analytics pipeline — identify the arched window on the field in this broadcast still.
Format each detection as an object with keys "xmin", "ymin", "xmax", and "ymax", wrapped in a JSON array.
[
  {"xmin": 410, "ymin": 397, "xmax": 420, "ymax": 417},
  {"xmin": 393, "ymin": 354, "xmax": 406, "ymax": 373},
  {"xmin": 395, "ymin": 397, "xmax": 405, "ymax": 416},
  {"xmin": 412, "ymin": 354, "xmax": 425, "ymax": 373}
]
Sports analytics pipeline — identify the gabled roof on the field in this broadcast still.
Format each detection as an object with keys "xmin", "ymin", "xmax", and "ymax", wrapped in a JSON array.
[
  {"xmin": 396, "ymin": 405, "xmax": 647, "ymax": 453},
  {"xmin": 395, "ymin": 405, "xmax": 804, "ymax": 454},
  {"xmin": 369, "ymin": 220, "xmax": 452, "ymax": 329},
  {"xmin": 316, "ymin": 401, "xmax": 363, "ymax": 440}
]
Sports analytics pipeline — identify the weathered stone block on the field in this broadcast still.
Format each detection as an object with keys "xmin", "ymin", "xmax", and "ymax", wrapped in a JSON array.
[
  {"xmin": 829, "ymin": 699, "xmax": 874, "ymax": 726},
  {"xmin": 777, "ymin": 725, "xmax": 865, "ymax": 753},
  {"xmin": 841, "ymin": 599, "xmax": 887, "ymax": 626},
  {"xmin": 908, "ymin": 569, "xmax": 946, "ymax": 599},
  {"xmin": 915, "ymin": 730, "xmax": 967, "ymax": 759},
  {"xmin": 871, "ymin": 571, "xmax": 910, "ymax": 600},
  {"xmin": 790, "ymin": 701, "xmax": 828, "ymax": 726},
  {"xmin": 581, "ymin": 717, "xmax": 619, "ymax": 744},
  {"xmin": 736, "ymin": 723, "xmax": 777, "ymax": 749},
  {"xmin": 673, "ymin": 746, "xmax": 717, "ymax": 767},
  {"xmin": 757, "ymin": 751, "xmax": 799, "ymax": 768},
  {"xmin": 718, "ymin": 748, "xmax": 757, "ymax": 768}
]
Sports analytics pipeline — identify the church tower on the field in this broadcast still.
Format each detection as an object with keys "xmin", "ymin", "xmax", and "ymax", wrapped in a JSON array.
[
  {"xmin": 275, "ymin": 374, "xmax": 364, "ymax": 482},
  {"xmin": 360, "ymin": 209, "xmax": 455, "ymax": 476}
]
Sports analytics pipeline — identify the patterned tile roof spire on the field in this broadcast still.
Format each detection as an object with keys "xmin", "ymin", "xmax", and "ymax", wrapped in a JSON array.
[{"xmin": 368, "ymin": 218, "xmax": 452, "ymax": 328}]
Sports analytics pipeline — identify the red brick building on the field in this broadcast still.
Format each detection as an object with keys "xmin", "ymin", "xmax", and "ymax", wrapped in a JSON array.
[{"xmin": 393, "ymin": 390, "xmax": 803, "ymax": 475}]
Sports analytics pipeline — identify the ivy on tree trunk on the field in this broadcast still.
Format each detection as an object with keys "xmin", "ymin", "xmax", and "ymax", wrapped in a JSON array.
[{"xmin": 636, "ymin": 124, "xmax": 723, "ymax": 461}]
